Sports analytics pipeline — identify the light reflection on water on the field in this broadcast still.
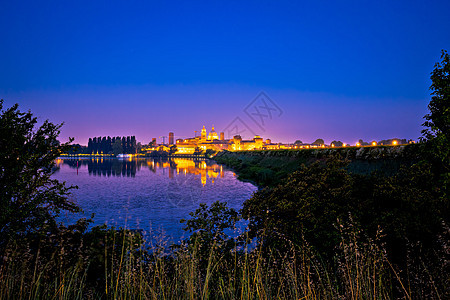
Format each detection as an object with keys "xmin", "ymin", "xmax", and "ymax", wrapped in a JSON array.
[{"xmin": 53, "ymin": 158, "xmax": 257, "ymax": 243}]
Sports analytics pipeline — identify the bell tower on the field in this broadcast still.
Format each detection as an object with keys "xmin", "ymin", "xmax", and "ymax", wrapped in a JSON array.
[{"xmin": 201, "ymin": 125, "xmax": 207, "ymax": 141}]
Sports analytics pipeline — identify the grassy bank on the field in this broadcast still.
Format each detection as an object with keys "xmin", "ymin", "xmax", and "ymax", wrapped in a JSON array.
[
  {"xmin": 214, "ymin": 145, "xmax": 421, "ymax": 187},
  {"xmin": 2, "ymin": 218, "xmax": 441, "ymax": 299}
]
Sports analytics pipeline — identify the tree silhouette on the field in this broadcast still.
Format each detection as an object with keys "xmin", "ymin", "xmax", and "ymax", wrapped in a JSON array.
[
  {"xmin": 131, "ymin": 136, "xmax": 137, "ymax": 154},
  {"xmin": 107, "ymin": 136, "xmax": 112, "ymax": 154},
  {"xmin": 313, "ymin": 139, "xmax": 324, "ymax": 145},
  {"xmin": 421, "ymin": 50, "xmax": 450, "ymax": 193},
  {"xmin": 112, "ymin": 139, "xmax": 123, "ymax": 156},
  {"xmin": 0, "ymin": 100, "xmax": 79, "ymax": 245},
  {"xmin": 193, "ymin": 147, "xmax": 203, "ymax": 156},
  {"xmin": 101, "ymin": 137, "xmax": 107, "ymax": 154},
  {"xmin": 331, "ymin": 140, "xmax": 343, "ymax": 147},
  {"xmin": 422, "ymin": 50, "xmax": 450, "ymax": 140},
  {"xmin": 169, "ymin": 145, "xmax": 177, "ymax": 155},
  {"xmin": 88, "ymin": 138, "xmax": 93, "ymax": 153},
  {"xmin": 122, "ymin": 137, "xmax": 126, "ymax": 153}
]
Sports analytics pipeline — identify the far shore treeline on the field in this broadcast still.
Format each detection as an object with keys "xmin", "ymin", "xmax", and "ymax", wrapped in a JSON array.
[{"xmin": 69, "ymin": 136, "xmax": 138, "ymax": 155}]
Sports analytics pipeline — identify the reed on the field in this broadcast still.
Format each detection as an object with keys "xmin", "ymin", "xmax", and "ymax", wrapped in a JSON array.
[{"xmin": 2, "ymin": 222, "xmax": 444, "ymax": 299}]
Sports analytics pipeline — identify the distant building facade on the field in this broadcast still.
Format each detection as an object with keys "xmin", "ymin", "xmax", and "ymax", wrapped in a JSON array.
[{"xmin": 175, "ymin": 125, "xmax": 267, "ymax": 154}]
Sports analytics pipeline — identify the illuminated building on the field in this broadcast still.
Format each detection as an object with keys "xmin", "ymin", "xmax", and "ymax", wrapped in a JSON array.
[
  {"xmin": 169, "ymin": 132, "xmax": 174, "ymax": 145},
  {"xmin": 232, "ymin": 135, "xmax": 242, "ymax": 150},
  {"xmin": 230, "ymin": 135, "xmax": 264, "ymax": 151},
  {"xmin": 254, "ymin": 136, "xmax": 263, "ymax": 148},
  {"xmin": 157, "ymin": 145, "xmax": 171, "ymax": 152},
  {"xmin": 174, "ymin": 125, "xmax": 266, "ymax": 154},
  {"xmin": 201, "ymin": 126, "xmax": 207, "ymax": 141},
  {"xmin": 207, "ymin": 125, "xmax": 219, "ymax": 140}
]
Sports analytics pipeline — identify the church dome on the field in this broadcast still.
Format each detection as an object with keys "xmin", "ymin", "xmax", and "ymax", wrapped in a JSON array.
[{"xmin": 207, "ymin": 125, "xmax": 219, "ymax": 140}]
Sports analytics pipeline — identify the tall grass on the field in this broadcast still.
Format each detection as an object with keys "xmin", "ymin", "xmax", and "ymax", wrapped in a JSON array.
[{"xmin": 0, "ymin": 224, "xmax": 446, "ymax": 299}]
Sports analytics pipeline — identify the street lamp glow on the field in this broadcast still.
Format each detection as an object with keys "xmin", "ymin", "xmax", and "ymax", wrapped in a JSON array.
[
  {"xmin": 372, "ymin": 141, "xmax": 377, "ymax": 146},
  {"xmin": 393, "ymin": 140, "xmax": 398, "ymax": 145}
]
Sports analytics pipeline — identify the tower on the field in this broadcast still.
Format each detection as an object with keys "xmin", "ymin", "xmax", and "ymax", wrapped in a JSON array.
[
  {"xmin": 254, "ymin": 135, "xmax": 263, "ymax": 149},
  {"xmin": 169, "ymin": 132, "xmax": 174, "ymax": 145},
  {"xmin": 201, "ymin": 125, "xmax": 207, "ymax": 141},
  {"xmin": 233, "ymin": 135, "xmax": 242, "ymax": 151},
  {"xmin": 220, "ymin": 132, "xmax": 224, "ymax": 140}
]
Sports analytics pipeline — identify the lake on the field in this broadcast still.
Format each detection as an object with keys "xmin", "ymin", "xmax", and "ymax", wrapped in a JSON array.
[{"xmin": 53, "ymin": 157, "xmax": 257, "ymax": 243}]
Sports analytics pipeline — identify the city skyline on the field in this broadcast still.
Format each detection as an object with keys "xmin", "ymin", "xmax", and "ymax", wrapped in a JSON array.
[{"xmin": 1, "ymin": 1, "xmax": 449, "ymax": 145}]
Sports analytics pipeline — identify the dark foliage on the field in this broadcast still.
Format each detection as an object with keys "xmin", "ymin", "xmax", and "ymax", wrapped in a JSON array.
[
  {"xmin": 422, "ymin": 50, "xmax": 450, "ymax": 140},
  {"xmin": 0, "ymin": 100, "xmax": 79, "ymax": 246},
  {"xmin": 242, "ymin": 158, "xmax": 353, "ymax": 254},
  {"xmin": 241, "ymin": 156, "xmax": 446, "ymax": 257},
  {"xmin": 86, "ymin": 135, "xmax": 137, "ymax": 155},
  {"xmin": 180, "ymin": 201, "xmax": 240, "ymax": 258},
  {"xmin": 421, "ymin": 50, "xmax": 450, "ymax": 201},
  {"xmin": 176, "ymin": 201, "xmax": 241, "ymax": 291},
  {"xmin": 312, "ymin": 138, "xmax": 325, "ymax": 145},
  {"xmin": 169, "ymin": 145, "xmax": 177, "ymax": 155}
]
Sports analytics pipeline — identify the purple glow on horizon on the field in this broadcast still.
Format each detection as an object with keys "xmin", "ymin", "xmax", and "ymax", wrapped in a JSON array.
[{"xmin": 2, "ymin": 85, "xmax": 427, "ymax": 145}]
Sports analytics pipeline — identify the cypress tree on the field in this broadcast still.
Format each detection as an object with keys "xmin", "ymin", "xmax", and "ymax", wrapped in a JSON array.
[
  {"xmin": 92, "ymin": 137, "xmax": 98, "ymax": 154},
  {"xmin": 122, "ymin": 137, "xmax": 126, "ymax": 154},
  {"xmin": 88, "ymin": 138, "xmax": 93, "ymax": 153},
  {"xmin": 101, "ymin": 137, "xmax": 107, "ymax": 154},
  {"xmin": 131, "ymin": 136, "xmax": 137, "ymax": 154},
  {"xmin": 107, "ymin": 136, "xmax": 112, "ymax": 154},
  {"xmin": 126, "ymin": 136, "xmax": 131, "ymax": 154}
]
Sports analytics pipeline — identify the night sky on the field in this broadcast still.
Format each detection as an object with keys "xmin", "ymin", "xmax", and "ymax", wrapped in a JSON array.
[{"xmin": 1, "ymin": 1, "xmax": 449, "ymax": 145}]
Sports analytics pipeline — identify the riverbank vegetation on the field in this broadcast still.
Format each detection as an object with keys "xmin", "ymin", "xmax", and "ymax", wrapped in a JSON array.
[
  {"xmin": 213, "ymin": 145, "xmax": 422, "ymax": 187},
  {"xmin": 0, "ymin": 199, "xmax": 448, "ymax": 299},
  {"xmin": 1, "ymin": 51, "xmax": 449, "ymax": 298}
]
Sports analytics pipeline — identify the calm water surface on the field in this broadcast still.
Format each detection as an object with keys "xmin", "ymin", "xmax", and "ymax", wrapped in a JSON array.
[{"xmin": 53, "ymin": 158, "xmax": 257, "ymax": 243}]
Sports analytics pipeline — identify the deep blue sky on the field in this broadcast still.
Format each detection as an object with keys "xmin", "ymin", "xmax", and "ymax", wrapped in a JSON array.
[{"xmin": 1, "ymin": 0, "xmax": 449, "ymax": 144}]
